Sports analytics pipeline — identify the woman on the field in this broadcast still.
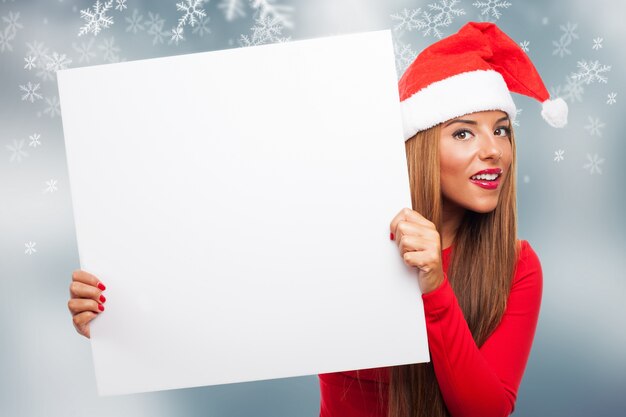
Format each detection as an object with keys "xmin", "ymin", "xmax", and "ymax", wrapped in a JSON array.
[{"xmin": 68, "ymin": 22, "xmax": 567, "ymax": 417}]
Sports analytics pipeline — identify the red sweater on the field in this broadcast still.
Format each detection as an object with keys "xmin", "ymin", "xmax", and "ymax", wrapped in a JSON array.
[{"xmin": 318, "ymin": 239, "xmax": 542, "ymax": 417}]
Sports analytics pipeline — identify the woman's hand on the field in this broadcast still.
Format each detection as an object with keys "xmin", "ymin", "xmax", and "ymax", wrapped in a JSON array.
[
  {"xmin": 390, "ymin": 208, "xmax": 445, "ymax": 294},
  {"xmin": 68, "ymin": 270, "xmax": 107, "ymax": 338}
]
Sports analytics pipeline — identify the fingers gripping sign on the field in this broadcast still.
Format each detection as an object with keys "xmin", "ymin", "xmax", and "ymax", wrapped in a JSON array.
[{"xmin": 390, "ymin": 208, "xmax": 445, "ymax": 294}]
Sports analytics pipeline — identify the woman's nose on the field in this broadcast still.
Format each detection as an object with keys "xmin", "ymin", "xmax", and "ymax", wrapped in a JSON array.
[{"xmin": 479, "ymin": 134, "xmax": 503, "ymax": 160}]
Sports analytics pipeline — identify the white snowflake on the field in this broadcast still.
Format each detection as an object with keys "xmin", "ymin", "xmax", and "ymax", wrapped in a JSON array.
[
  {"xmin": 25, "ymin": 241, "xmax": 37, "ymax": 255},
  {"xmin": 176, "ymin": 0, "xmax": 207, "ymax": 29},
  {"xmin": 43, "ymin": 96, "xmax": 61, "ymax": 118},
  {"xmin": 6, "ymin": 139, "xmax": 28, "ymax": 162},
  {"xmin": 393, "ymin": 39, "xmax": 416, "ymax": 77},
  {"xmin": 29, "ymin": 133, "xmax": 41, "ymax": 147},
  {"xmin": 218, "ymin": 0, "xmax": 246, "ymax": 22},
  {"xmin": 584, "ymin": 116, "xmax": 605, "ymax": 137},
  {"xmin": 561, "ymin": 74, "xmax": 585, "ymax": 103},
  {"xmin": 72, "ymin": 38, "xmax": 96, "ymax": 63},
  {"xmin": 145, "ymin": 12, "xmax": 168, "ymax": 45},
  {"xmin": 24, "ymin": 55, "xmax": 36, "ymax": 70},
  {"xmin": 250, "ymin": 0, "xmax": 294, "ymax": 29},
  {"xmin": 2, "ymin": 11, "xmax": 23, "ymax": 36},
  {"xmin": 472, "ymin": 0, "xmax": 511, "ymax": 20},
  {"xmin": 25, "ymin": 40, "xmax": 49, "ymax": 63},
  {"xmin": 592, "ymin": 37, "xmax": 603, "ymax": 50},
  {"xmin": 44, "ymin": 179, "xmax": 58, "ymax": 193},
  {"xmin": 606, "ymin": 92, "xmax": 617, "ymax": 105},
  {"xmin": 98, "ymin": 36, "xmax": 120, "ymax": 62},
  {"xmin": 115, "ymin": 0, "xmax": 127, "ymax": 11},
  {"xmin": 238, "ymin": 15, "xmax": 290, "ymax": 47},
  {"xmin": 428, "ymin": 0, "xmax": 465, "ymax": 26},
  {"xmin": 519, "ymin": 40, "xmax": 529, "ymax": 52},
  {"xmin": 583, "ymin": 153, "xmax": 604, "ymax": 175},
  {"xmin": 45, "ymin": 52, "xmax": 72, "ymax": 72},
  {"xmin": 169, "ymin": 26, "xmax": 185, "ymax": 45},
  {"xmin": 572, "ymin": 59, "xmax": 611, "ymax": 85},
  {"xmin": 0, "ymin": 26, "xmax": 15, "ymax": 53},
  {"xmin": 552, "ymin": 36, "xmax": 571, "ymax": 58},
  {"xmin": 512, "ymin": 108, "xmax": 522, "ymax": 127},
  {"xmin": 20, "ymin": 81, "xmax": 43, "ymax": 102},
  {"xmin": 78, "ymin": 0, "xmax": 114, "ymax": 36},
  {"xmin": 417, "ymin": 11, "xmax": 446, "ymax": 39},
  {"xmin": 553, "ymin": 149, "xmax": 564, "ymax": 162},
  {"xmin": 190, "ymin": 15, "xmax": 210, "ymax": 36},
  {"xmin": 125, "ymin": 9, "xmax": 145, "ymax": 33},
  {"xmin": 552, "ymin": 22, "xmax": 578, "ymax": 58},
  {"xmin": 390, "ymin": 8, "xmax": 423, "ymax": 34}
]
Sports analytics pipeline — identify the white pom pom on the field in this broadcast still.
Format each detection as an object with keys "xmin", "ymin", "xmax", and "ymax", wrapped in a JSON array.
[{"xmin": 541, "ymin": 97, "xmax": 568, "ymax": 128}]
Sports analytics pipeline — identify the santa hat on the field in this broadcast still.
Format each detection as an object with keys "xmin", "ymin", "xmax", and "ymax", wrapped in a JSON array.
[{"xmin": 398, "ymin": 21, "xmax": 568, "ymax": 141}]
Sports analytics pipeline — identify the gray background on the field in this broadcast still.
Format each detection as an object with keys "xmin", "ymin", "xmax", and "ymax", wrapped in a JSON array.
[{"xmin": 1, "ymin": 0, "xmax": 624, "ymax": 416}]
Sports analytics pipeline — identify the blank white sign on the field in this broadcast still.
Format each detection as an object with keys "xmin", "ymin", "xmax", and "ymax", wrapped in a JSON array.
[{"xmin": 57, "ymin": 29, "xmax": 430, "ymax": 397}]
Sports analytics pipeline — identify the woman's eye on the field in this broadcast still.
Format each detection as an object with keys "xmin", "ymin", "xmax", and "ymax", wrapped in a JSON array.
[
  {"xmin": 452, "ymin": 129, "xmax": 473, "ymax": 140},
  {"xmin": 495, "ymin": 126, "xmax": 511, "ymax": 137}
]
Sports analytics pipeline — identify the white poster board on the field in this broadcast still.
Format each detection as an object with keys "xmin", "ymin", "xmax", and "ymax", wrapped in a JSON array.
[{"xmin": 57, "ymin": 29, "xmax": 430, "ymax": 397}]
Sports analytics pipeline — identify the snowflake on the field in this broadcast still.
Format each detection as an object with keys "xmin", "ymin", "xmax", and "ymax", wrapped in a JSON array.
[
  {"xmin": 44, "ymin": 179, "xmax": 58, "ymax": 193},
  {"xmin": 25, "ymin": 242, "xmax": 37, "ymax": 255},
  {"xmin": 390, "ymin": 8, "xmax": 423, "ymax": 34},
  {"xmin": 472, "ymin": 0, "xmax": 511, "ymax": 20},
  {"xmin": 25, "ymin": 40, "xmax": 49, "ymax": 63},
  {"xmin": 0, "ymin": 26, "xmax": 15, "ymax": 53},
  {"xmin": 238, "ymin": 15, "xmax": 290, "ymax": 47},
  {"xmin": 250, "ymin": 0, "xmax": 294, "ymax": 29},
  {"xmin": 552, "ymin": 22, "xmax": 578, "ymax": 58},
  {"xmin": 29, "ymin": 133, "xmax": 41, "ymax": 147},
  {"xmin": 553, "ymin": 149, "xmax": 564, "ymax": 162},
  {"xmin": 560, "ymin": 74, "xmax": 585, "ymax": 103},
  {"xmin": 572, "ymin": 59, "xmax": 611, "ymax": 85},
  {"xmin": 552, "ymin": 36, "xmax": 571, "ymax": 58},
  {"xmin": 115, "ymin": 0, "xmax": 127, "ymax": 11},
  {"xmin": 169, "ymin": 26, "xmax": 185, "ymax": 45},
  {"xmin": 20, "ymin": 81, "xmax": 43, "ymax": 102},
  {"xmin": 584, "ymin": 116, "xmax": 605, "ymax": 137},
  {"xmin": 176, "ymin": 0, "xmax": 207, "ymax": 29},
  {"xmin": 519, "ymin": 40, "xmax": 529, "ymax": 52},
  {"xmin": 98, "ymin": 36, "xmax": 120, "ymax": 62},
  {"xmin": 2, "ymin": 11, "xmax": 23, "ymax": 36},
  {"xmin": 417, "ymin": 11, "xmax": 446, "ymax": 39},
  {"xmin": 6, "ymin": 139, "xmax": 29, "ymax": 162},
  {"xmin": 393, "ymin": 39, "xmax": 416, "ymax": 77},
  {"xmin": 512, "ymin": 108, "xmax": 522, "ymax": 127},
  {"xmin": 192, "ymin": 15, "xmax": 211, "ymax": 36},
  {"xmin": 592, "ymin": 37, "xmax": 603, "ymax": 50},
  {"xmin": 428, "ymin": 0, "xmax": 465, "ymax": 26},
  {"xmin": 43, "ymin": 96, "xmax": 61, "ymax": 118},
  {"xmin": 78, "ymin": 0, "xmax": 114, "ymax": 36},
  {"xmin": 45, "ymin": 52, "xmax": 72, "ymax": 72},
  {"xmin": 522, "ymin": 175, "xmax": 530, "ymax": 183},
  {"xmin": 218, "ymin": 0, "xmax": 247, "ymax": 22},
  {"xmin": 24, "ymin": 55, "xmax": 36, "ymax": 70},
  {"xmin": 125, "ymin": 9, "xmax": 145, "ymax": 33},
  {"xmin": 145, "ymin": 12, "xmax": 168, "ymax": 45},
  {"xmin": 583, "ymin": 153, "xmax": 604, "ymax": 175},
  {"xmin": 72, "ymin": 38, "xmax": 96, "ymax": 63},
  {"xmin": 606, "ymin": 92, "xmax": 617, "ymax": 105}
]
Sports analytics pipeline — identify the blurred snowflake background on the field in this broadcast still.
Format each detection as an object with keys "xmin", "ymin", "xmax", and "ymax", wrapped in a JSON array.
[{"xmin": 1, "ymin": 1, "xmax": 625, "ymax": 416}]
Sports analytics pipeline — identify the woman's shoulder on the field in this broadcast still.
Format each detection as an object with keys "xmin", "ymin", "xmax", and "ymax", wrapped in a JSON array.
[{"xmin": 514, "ymin": 239, "xmax": 543, "ymax": 284}]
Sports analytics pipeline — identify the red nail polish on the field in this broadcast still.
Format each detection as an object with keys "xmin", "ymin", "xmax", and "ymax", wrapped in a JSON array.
[
  {"xmin": 98, "ymin": 282, "xmax": 106, "ymax": 291},
  {"xmin": 390, "ymin": 233, "xmax": 394, "ymax": 240},
  {"xmin": 98, "ymin": 303, "xmax": 105, "ymax": 311},
  {"xmin": 99, "ymin": 294, "xmax": 106, "ymax": 303}
]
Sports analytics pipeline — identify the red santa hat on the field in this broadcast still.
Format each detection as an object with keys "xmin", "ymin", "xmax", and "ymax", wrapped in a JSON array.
[{"xmin": 398, "ymin": 21, "xmax": 568, "ymax": 141}]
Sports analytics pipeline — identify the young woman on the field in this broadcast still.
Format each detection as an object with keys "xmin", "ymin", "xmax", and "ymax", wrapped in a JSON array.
[{"xmin": 68, "ymin": 21, "xmax": 567, "ymax": 417}]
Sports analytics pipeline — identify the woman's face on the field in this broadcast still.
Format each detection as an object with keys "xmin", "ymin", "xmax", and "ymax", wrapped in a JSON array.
[{"xmin": 439, "ymin": 110, "xmax": 513, "ymax": 214}]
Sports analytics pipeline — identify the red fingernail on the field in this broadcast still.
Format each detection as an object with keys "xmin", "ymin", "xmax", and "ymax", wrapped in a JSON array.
[
  {"xmin": 390, "ymin": 233, "xmax": 394, "ymax": 240},
  {"xmin": 98, "ymin": 303, "xmax": 105, "ymax": 311},
  {"xmin": 98, "ymin": 282, "xmax": 106, "ymax": 291},
  {"xmin": 99, "ymin": 294, "xmax": 106, "ymax": 303}
]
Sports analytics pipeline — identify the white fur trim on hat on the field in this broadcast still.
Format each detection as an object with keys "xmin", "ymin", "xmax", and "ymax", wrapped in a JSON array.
[{"xmin": 400, "ymin": 69, "xmax": 517, "ymax": 141}]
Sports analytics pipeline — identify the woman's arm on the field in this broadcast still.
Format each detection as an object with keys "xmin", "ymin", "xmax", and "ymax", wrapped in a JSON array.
[{"xmin": 422, "ymin": 240, "xmax": 543, "ymax": 417}]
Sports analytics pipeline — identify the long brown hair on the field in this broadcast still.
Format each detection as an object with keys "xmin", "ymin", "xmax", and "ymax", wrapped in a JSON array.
[{"xmin": 385, "ymin": 121, "xmax": 521, "ymax": 417}]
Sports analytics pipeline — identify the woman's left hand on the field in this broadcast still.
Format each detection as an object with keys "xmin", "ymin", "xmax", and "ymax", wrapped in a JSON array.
[{"xmin": 389, "ymin": 208, "xmax": 445, "ymax": 294}]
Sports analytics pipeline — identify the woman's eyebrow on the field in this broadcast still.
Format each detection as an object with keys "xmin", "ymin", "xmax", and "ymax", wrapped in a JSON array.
[{"xmin": 444, "ymin": 116, "xmax": 510, "ymax": 127}]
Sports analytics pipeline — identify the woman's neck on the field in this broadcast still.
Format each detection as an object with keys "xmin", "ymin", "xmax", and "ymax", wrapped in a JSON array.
[{"xmin": 441, "ymin": 199, "xmax": 465, "ymax": 249}]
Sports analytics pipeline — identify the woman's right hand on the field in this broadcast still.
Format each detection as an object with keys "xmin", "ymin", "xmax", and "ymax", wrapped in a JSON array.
[{"xmin": 68, "ymin": 269, "xmax": 107, "ymax": 339}]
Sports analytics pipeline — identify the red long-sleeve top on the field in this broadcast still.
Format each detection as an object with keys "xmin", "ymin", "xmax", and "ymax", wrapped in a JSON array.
[{"xmin": 318, "ymin": 239, "xmax": 543, "ymax": 417}]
